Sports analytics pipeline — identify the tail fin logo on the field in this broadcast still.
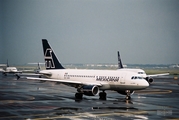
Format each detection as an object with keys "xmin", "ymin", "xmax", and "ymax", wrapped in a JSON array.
[{"xmin": 44, "ymin": 48, "xmax": 55, "ymax": 69}]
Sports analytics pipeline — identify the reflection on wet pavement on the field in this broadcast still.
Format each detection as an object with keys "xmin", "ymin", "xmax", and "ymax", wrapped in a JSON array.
[{"xmin": 0, "ymin": 76, "xmax": 179, "ymax": 120}]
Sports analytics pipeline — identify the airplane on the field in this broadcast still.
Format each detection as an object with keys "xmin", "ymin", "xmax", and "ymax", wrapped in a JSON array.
[
  {"xmin": 27, "ymin": 39, "xmax": 149, "ymax": 100},
  {"xmin": 17, "ymin": 62, "xmax": 45, "ymax": 79},
  {"xmin": 0, "ymin": 60, "xmax": 22, "ymax": 78},
  {"xmin": 169, "ymin": 64, "xmax": 179, "ymax": 68},
  {"xmin": 117, "ymin": 51, "xmax": 169, "ymax": 84},
  {"xmin": 23, "ymin": 62, "xmax": 44, "ymax": 74}
]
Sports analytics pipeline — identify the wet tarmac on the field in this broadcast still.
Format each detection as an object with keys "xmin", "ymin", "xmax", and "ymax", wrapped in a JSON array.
[{"xmin": 0, "ymin": 75, "xmax": 179, "ymax": 120}]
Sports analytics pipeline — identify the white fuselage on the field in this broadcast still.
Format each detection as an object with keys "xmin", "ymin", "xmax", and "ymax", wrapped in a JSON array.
[
  {"xmin": 40, "ymin": 69, "xmax": 149, "ymax": 91},
  {"xmin": 6, "ymin": 67, "xmax": 18, "ymax": 72},
  {"xmin": 118, "ymin": 68, "xmax": 147, "ymax": 78}
]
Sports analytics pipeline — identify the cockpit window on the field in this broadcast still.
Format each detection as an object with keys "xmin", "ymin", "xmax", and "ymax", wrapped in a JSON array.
[
  {"xmin": 138, "ymin": 72, "xmax": 146, "ymax": 74},
  {"xmin": 131, "ymin": 76, "xmax": 143, "ymax": 79}
]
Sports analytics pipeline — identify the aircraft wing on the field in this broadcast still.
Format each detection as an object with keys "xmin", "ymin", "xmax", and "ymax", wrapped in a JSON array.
[
  {"xmin": 26, "ymin": 77, "xmax": 102, "ymax": 87},
  {"xmin": 18, "ymin": 71, "xmax": 50, "ymax": 79},
  {"xmin": 22, "ymin": 70, "xmax": 34, "ymax": 72},
  {"xmin": 21, "ymin": 73, "xmax": 41, "ymax": 76},
  {"xmin": 147, "ymin": 73, "xmax": 169, "ymax": 77},
  {"xmin": 39, "ymin": 71, "xmax": 52, "ymax": 76},
  {"xmin": 3, "ymin": 71, "xmax": 22, "ymax": 73}
]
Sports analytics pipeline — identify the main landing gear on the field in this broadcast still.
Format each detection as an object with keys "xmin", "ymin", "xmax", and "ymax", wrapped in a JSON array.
[
  {"xmin": 16, "ymin": 74, "xmax": 20, "ymax": 80},
  {"xmin": 75, "ymin": 90, "xmax": 132, "ymax": 100},
  {"xmin": 75, "ymin": 92, "xmax": 83, "ymax": 99},
  {"xmin": 75, "ymin": 91, "xmax": 107, "ymax": 100},
  {"xmin": 99, "ymin": 90, "xmax": 132, "ymax": 100},
  {"xmin": 125, "ymin": 90, "xmax": 131, "ymax": 100},
  {"xmin": 99, "ymin": 91, "xmax": 106, "ymax": 100},
  {"xmin": 3, "ymin": 73, "xmax": 7, "ymax": 76}
]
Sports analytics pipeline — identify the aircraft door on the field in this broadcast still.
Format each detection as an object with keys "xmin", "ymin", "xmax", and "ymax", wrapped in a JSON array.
[
  {"xmin": 120, "ymin": 74, "xmax": 126, "ymax": 85},
  {"xmin": 57, "ymin": 74, "xmax": 60, "ymax": 79},
  {"xmin": 58, "ymin": 72, "xmax": 64, "ymax": 79}
]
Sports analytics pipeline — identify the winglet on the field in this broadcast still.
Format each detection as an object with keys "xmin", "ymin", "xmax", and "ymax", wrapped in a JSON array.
[{"xmin": 42, "ymin": 39, "xmax": 65, "ymax": 69}]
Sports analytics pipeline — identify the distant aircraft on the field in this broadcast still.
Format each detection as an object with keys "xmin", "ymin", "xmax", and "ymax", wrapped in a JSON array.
[
  {"xmin": 18, "ymin": 62, "xmax": 45, "ymax": 79},
  {"xmin": 117, "ymin": 51, "xmax": 169, "ymax": 84},
  {"xmin": 0, "ymin": 60, "xmax": 22, "ymax": 78},
  {"xmin": 169, "ymin": 64, "xmax": 179, "ymax": 68},
  {"xmin": 27, "ymin": 39, "xmax": 149, "ymax": 100},
  {"xmin": 23, "ymin": 62, "xmax": 44, "ymax": 74}
]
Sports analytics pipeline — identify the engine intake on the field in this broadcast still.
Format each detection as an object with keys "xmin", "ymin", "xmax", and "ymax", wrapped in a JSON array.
[
  {"xmin": 82, "ymin": 85, "xmax": 99, "ymax": 96},
  {"xmin": 145, "ymin": 77, "xmax": 154, "ymax": 84}
]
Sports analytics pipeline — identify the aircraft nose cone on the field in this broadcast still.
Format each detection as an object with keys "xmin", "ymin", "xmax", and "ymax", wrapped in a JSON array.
[
  {"xmin": 137, "ymin": 79, "xmax": 149, "ymax": 90},
  {"xmin": 143, "ymin": 80, "xmax": 149, "ymax": 88}
]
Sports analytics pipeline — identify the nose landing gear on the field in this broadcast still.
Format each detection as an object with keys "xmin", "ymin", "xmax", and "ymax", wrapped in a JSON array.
[{"xmin": 125, "ymin": 90, "xmax": 131, "ymax": 100}]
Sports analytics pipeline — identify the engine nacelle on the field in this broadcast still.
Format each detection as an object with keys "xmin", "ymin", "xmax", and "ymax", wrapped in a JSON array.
[
  {"xmin": 117, "ymin": 90, "xmax": 134, "ymax": 95},
  {"xmin": 145, "ymin": 77, "xmax": 154, "ymax": 84},
  {"xmin": 82, "ymin": 85, "xmax": 99, "ymax": 96}
]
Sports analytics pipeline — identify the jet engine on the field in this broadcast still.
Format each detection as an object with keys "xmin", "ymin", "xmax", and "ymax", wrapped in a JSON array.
[
  {"xmin": 145, "ymin": 77, "xmax": 154, "ymax": 84},
  {"xmin": 81, "ymin": 85, "xmax": 99, "ymax": 96},
  {"xmin": 117, "ymin": 90, "xmax": 134, "ymax": 95}
]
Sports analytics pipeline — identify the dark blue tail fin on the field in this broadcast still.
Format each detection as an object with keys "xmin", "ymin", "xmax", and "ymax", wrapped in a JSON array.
[
  {"xmin": 117, "ymin": 51, "xmax": 123, "ymax": 69},
  {"xmin": 7, "ymin": 59, "xmax": 9, "ymax": 67},
  {"xmin": 42, "ymin": 39, "xmax": 65, "ymax": 69}
]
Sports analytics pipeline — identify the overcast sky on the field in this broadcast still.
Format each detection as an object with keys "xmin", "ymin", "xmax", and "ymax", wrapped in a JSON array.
[{"xmin": 0, "ymin": 0, "xmax": 179, "ymax": 65}]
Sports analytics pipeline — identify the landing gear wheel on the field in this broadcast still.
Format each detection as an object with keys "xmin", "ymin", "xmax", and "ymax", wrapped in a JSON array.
[
  {"xmin": 99, "ymin": 91, "xmax": 106, "ymax": 100},
  {"xmin": 16, "ymin": 74, "xmax": 20, "ymax": 80},
  {"xmin": 125, "ymin": 90, "xmax": 131, "ymax": 100},
  {"xmin": 75, "ymin": 93, "xmax": 83, "ymax": 99},
  {"xmin": 125, "ymin": 96, "xmax": 131, "ymax": 100}
]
